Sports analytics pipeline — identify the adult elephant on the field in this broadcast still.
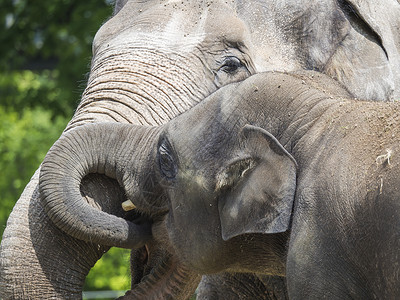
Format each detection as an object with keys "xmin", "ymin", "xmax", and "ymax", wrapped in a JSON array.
[
  {"xmin": 41, "ymin": 71, "xmax": 400, "ymax": 299},
  {"xmin": 1, "ymin": 0, "xmax": 400, "ymax": 298}
]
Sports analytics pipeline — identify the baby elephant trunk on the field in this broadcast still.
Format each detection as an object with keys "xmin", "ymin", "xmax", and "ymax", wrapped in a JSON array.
[{"xmin": 39, "ymin": 122, "xmax": 161, "ymax": 249}]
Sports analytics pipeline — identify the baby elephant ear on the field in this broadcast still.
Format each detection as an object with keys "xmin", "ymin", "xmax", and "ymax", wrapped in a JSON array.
[{"xmin": 219, "ymin": 125, "xmax": 297, "ymax": 241}]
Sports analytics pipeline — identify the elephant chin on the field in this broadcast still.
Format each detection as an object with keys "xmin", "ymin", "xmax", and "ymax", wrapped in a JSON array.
[{"xmin": 120, "ymin": 250, "xmax": 201, "ymax": 300}]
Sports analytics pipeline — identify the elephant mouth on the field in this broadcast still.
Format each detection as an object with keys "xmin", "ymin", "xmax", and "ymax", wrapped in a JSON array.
[
  {"xmin": 121, "ymin": 189, "xmax": 169, "ymax": 219},
  {"xmin": 120, "ymin": 247, "xmax": 200, "ymax": 300},
  {"xmin": 124, "ymin": 206, "xmax": 153, "ymax": 227},
  {"xmin": 120, "ymin": 206, "xmax": 201, "ymax": 299}
]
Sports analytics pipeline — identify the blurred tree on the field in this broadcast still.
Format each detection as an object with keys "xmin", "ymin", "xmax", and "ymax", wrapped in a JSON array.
[
  {"xmin": 0, "ymin": 105, "xmax": 68, "ymax": 230},
  {"xmin": 84, "ymin": 247, "xmax": 131, "ymax": 291},
  {"xmin": 0, "ymin": 0, "xmax": 131, "ymax": 293},
  {"xmin": 1, "ymin": 0, "xmax": 114, "ymax": 116}
]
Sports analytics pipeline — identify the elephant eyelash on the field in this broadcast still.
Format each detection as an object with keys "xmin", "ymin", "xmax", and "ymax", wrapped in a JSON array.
[
  {"xmin": 158, "ymin": 138, "xmax": 178, "ymax": 180},
  {"xmin": 215, "ymin": 157, "xmax": 256, "ymax": 191},
  {"xmin": 219, "ymin": 56, "xmax": 245, "ymax": 74}
]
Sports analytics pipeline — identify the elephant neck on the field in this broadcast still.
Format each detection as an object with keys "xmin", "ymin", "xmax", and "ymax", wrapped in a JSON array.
[
  {"xmin": 276, "ymin": 89, "xmax": 344, "ymax": 152},
  {"xmin": 228, "ymin": 72, "xmax": 350, "ymax": 155}
]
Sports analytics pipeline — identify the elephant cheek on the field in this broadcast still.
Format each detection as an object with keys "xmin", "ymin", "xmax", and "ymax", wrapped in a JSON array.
[
  {"xmin": 162, "ymin": 198, "xmax": 226, "ymax": 274},
  {"xmin": 151, "ymin": 216, "xmax": 174, "ymax": 253}
]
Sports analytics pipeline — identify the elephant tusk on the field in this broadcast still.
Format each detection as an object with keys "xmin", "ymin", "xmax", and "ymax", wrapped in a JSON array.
[{"xmin": 122, "ymin": 200, "xmax": 136, "ymax": 211}]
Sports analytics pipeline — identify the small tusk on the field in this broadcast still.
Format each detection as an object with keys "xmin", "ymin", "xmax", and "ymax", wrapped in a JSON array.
[{"xmin": 122, "ymin": 200, "xmax": 136, "ymax": 211}]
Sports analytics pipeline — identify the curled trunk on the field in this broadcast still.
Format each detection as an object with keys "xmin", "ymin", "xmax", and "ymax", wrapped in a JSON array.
[
  {"xmin": 0, "ymin": 172, "xmax": 120, "ymax": 299},
  {"xmin": 37, "ymin": 121, "xmax": 202, "ymax": 299},
  {"xmin": 39, "ymin": 123, "xmax": 161, "ymax": 249}
]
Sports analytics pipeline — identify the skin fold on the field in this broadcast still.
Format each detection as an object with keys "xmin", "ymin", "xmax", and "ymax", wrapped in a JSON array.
[{"xmin": 1, "ymin": 0, "xmax": 400, "ymax": 298}]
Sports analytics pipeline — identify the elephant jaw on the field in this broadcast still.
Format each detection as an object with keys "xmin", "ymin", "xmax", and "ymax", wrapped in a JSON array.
[
  {"xmin": 121, "ymin": 249, "xmax": 200, "ymax": 300},
  {"xmin": 122, "ymin": 211, "xmax": 200, "ymax": 300}
]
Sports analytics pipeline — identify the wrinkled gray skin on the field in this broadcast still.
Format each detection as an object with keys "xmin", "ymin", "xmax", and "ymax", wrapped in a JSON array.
[
  {"xmin": 196, "ymin": 273, "xmax": 288, "ymax": 299},
  {"xmin": 161, "ymin": 71, "xmax": 400, "ymax": 298},
  {"xmin": 37, "ymin": 71, "xmax": 400, "ymax": 299},
  {"xmin": 1, "ymin": 0, "xmax": 400, "ymax": 298},
  {"xmin": 157, "ymin": 71, "xmax": 400, "ymax": 298}
]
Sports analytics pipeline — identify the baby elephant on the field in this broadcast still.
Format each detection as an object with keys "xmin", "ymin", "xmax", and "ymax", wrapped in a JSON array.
[
  {"xmin": 156, "ymin": 71, "xmax": 400, "ymax": 299},
  {"xmin": 39, "ymin": 71, "xmax": 400, "ymax": 299}
]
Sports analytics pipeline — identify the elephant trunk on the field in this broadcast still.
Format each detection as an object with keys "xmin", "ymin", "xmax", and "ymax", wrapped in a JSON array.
[
  {"xmin": 39, "ymin": 123, "xmax": 161, "ymax": 249},
  {"xmin": 120, "ymin": 252, "xmax": 201, "ymax": 300}
]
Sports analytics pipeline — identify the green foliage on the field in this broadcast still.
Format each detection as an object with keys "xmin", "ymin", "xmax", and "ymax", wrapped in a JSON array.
[
  {"xmin": 0, "ymin": 104, "xmax": 68, "ymax": 235},
  {"xmin": 84, "ymin": 247, "xmax": 131, "ymax": 291},
  {"xmin": 0, "ymin": 0, "xmax": 136, "ymax": 294},
  {"xmin": 0, "ymin": 69, "xmax": 75, "ymax": 117},
  {"xmin": 0, "ymin": 0, "xmax": 113, "ymax": 116}
]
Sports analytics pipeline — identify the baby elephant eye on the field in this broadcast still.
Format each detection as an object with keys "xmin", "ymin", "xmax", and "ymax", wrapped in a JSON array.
[{"xmin": 158, "ymin": 140, "xmax": 177, "ymax": 180}]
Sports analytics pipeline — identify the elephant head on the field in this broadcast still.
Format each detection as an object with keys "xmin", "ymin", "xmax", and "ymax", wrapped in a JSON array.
[
  {"xmin": 147, "ymin": 72, "xmax": 400, "ymax": 299},
  {"xmin": 36, "ymin": 84, "xmax": 295, "ymax": 297},
  {"xmin": 38, "ymin": 123, "xmax": 203, "ymax": 298},
  {"xmin": 148, "ymin": 78, "xmax": 299, "ymax": 275},
  {"xmin": 34, "ymin": 71, "xmax": 348, "ymax": 299},
  {"xmin": 1, "ymin": 0, "xmax": 400, "ymax": 298}
]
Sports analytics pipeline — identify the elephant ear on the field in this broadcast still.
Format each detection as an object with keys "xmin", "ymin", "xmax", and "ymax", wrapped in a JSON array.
[
  {"xmin": 346, "ymin": 0, "xmax": 400, "ymax": 89},
  {"xmin": 218, "ymin": 125, "xmax": 297, "ymax": 241},
  {"xmin": 113, "ymin": 0, "xmax": 128, "ymax": 14},
  {"xmin": 328, "ymin": 0, "xmax": 400, "ymax": 100}
]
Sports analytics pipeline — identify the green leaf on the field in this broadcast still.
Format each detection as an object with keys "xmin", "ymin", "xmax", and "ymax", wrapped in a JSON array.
[
  {"xmin": 0, "ymin": 105, "xmax": 68, "ymax": 236},
  {"xmin": 84, "ymin": 247, "xmax": 131, "ymax": 291}
]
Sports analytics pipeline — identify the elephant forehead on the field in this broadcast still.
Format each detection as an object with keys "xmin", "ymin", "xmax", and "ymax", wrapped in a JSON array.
[
  {"xmin": 171, "ymin": 124, "xmax": 238, "ymax": 175},
  {"xmin": 93, "ymin": 1, "xmax": 248, "ymax": 53},
  {"xmin": 159, "ymin": 9, "xmax": 207, "ymax": 53},
  {"xmin": 93, "ymin": 0, "xmax": 344, "ymax": 73}
]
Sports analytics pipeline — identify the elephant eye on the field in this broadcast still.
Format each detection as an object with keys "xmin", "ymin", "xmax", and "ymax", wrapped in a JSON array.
[
  {"xmin": 158, "ymin": 139, "xmax": 178, "ymax": 180},
  {"xmin": 215, "ymin": 56, "xmax": 250, "ymax": 87},
  {"xmin": 220, "ymin": 56, "xmax": 244, "ymax": 74}
]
